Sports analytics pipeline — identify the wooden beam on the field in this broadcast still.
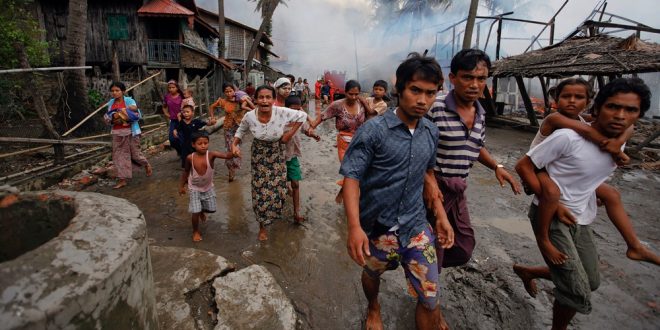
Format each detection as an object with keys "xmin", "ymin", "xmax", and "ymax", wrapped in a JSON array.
[
  {"xmin": 0, "ymin": 66, "xmax": 92, "ymax": 74},
  {"xmin": 538, "ymin": 76, "xmax": 551, "ymax": 117},
  {"xmin": 481, "ymin": 86, "xmax": 496, "ymax": 117},
  {"xmin": 583, "ymin": 20, "xmax": 660, "ymax": 34},
  {"xmin": 515, "ymin": 76, "xmax": 539, "ymax": 126},
  {"xmin": 0, "ymin": 137, "xmax": 111, "ymax": 146},
  {"xmin": 635, "ymin": 128, "xmax": 660, "ymax": 152}
]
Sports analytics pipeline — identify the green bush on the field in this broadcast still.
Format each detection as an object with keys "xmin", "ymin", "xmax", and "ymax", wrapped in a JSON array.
[
  {"xmin": 0, "ymin": 0, "xmax": 50, "ymax": 69},
  {"xmin": 88, "ymin": 89, "xmax": 105, "ymax": 109}
]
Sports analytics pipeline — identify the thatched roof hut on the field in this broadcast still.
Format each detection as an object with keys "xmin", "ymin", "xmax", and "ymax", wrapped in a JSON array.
[{"xmin": 492, "ymin": 34, "xmax": 660, "ymax": 78}]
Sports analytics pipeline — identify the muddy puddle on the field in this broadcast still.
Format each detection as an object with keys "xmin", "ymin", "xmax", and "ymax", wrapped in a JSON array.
[{"xmin": 85, "ymin": 102, "xmax": 660, "ymax": 329}]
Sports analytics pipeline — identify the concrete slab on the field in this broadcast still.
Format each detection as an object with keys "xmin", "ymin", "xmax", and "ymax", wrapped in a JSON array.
[
  {"xmin": 0, "ymin": 191, "xmax": 158, "ymax": 329},
  {"xmin": 150, "ymin": 246, "xmax": 235, "ymax": 330},
  {"xmin": 213, "ymin": 265, "xmax": 297, "ymax": 330}
]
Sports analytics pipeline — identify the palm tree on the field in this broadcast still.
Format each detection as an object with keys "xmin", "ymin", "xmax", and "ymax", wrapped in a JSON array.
[
  {"xmin": 371, "ymin": 0, "xmax": 452, "ymax": 49},
  {"xmin": 399, "ymin": 0, "xmax": 452, "ymax": 16},
  {"xmin": 62, "ymin": 0, "xmax": 95, "ymax": 134},
  {"xmin": 243, "ymin": 0, "xmax": 287, "ymax": 85},
  {"xmin": 463, "ymin": 0, "xmax": 479, "ymax": 49},
  {"xmin": 401, "ymin": 0, "xmax": 452, "ymax": 49}
]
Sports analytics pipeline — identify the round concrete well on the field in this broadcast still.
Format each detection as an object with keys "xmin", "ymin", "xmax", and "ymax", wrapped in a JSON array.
[{"xmin": 0, "ymin": 191, "xmax": 158, "ymax": 329}]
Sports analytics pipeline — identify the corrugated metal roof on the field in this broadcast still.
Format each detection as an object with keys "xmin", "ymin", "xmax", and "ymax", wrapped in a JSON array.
[{"xmin": 138, "ymin": 0, "xmax": 194, "ymax": 17}]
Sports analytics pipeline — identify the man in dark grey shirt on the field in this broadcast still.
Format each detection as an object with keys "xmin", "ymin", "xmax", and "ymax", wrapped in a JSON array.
[{"xmin": 340, "ymin": 53, "xmax": 454, "ymax": 330}]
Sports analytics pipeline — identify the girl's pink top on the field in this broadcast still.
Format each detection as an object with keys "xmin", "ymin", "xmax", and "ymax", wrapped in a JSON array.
[
  {"xmin": 188, "ymin": 151, "xmax": 215, "ymax": 192},
  {"xmin": 320, "ymin": 99, "xmax": 366, "ymax": 134},
  {"xmin": 164, "ymin": 94, "xmax": 182, "ymax": 119}
]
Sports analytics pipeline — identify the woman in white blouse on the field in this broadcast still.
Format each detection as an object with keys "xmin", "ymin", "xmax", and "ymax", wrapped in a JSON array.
[{"xmin": 232, "ymin": 85, "xmax": 308, "ymax": 241}]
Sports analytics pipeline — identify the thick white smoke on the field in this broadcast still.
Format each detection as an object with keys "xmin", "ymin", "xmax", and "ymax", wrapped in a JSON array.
[{"xmin": 196, "ymin": 0, "xmax": 659, "ymax": 90}]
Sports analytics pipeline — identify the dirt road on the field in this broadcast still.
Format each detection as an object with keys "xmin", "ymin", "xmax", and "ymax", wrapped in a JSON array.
[{"xmin": 85, "ymin": 102, "xmax": 659, "ymax": 329}]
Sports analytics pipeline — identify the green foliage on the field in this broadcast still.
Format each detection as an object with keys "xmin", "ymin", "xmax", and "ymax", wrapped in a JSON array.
[
  {"xmin": 88, "ymin": 89, "xmax": 105, "ymax": 109},
  {"xmin": 0, "ymin": 0, "xmax": 50, "ymax": 69},
  {"xmin": 0, "ymin": 77, "xmax": 31, "ymax": 121}
]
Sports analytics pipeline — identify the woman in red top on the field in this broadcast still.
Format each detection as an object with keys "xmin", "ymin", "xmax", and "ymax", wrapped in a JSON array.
[{"xmin": 104, "ymin": 82, "xmax": 152, "ymax": 189}]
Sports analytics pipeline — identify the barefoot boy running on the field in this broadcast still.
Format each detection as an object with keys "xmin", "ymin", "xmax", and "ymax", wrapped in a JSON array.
[{"xmin": 179, "ymin": 131, "xmax": 234, "ymax": 242}]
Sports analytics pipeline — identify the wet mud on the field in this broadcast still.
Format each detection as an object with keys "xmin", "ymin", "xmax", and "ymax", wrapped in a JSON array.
[{"xmin": 85, "ymin": 102, "xmax": 660, "ymax": 329}]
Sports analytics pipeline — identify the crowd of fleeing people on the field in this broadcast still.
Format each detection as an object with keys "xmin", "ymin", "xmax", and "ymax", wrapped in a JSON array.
[{"xmin": 103, "ymin": 47, "xmax": 659, "ymax": 329}]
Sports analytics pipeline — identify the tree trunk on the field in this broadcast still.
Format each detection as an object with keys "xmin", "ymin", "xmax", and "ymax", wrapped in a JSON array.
[
  {"xmin": 218, "ymin": 0, "xmax": 225, "ymax": 57},
  {"xmin": 14, "ymin": 42, "xmax": 60, "ymax": 140},
  {"xmin": 462, "ymin": 0, "xmax": 479, "ymax": 49},
  {"xmin": 15, "ymin": 42, "xmax": 66, "ymax": 163},
  {"xmin": 62, "ymin": 0, "xmax": 95, "ymax": 135},
  {"xmin": 111, "ymin": 41, "xmax": 120, "ymax": 82},
  {"xmin": 243, "ymin": 2, "xmax": 278, "ymax": 85}
]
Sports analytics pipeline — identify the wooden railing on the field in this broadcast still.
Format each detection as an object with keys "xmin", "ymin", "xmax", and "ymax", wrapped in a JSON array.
[{"xmin": 147, "ymin": 39, "xmax": 180, "ymax": 64}]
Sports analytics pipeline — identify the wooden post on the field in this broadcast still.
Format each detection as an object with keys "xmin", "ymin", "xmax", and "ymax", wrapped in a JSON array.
[
  {"xmin": 515, "ymin": 76, "xmax": 539, "ymax": 126},
  {"xmin": 481, "ymin": 86, "xmax": 496, "ymax": 117},
  {"xmin": 549, "ymin": 19, "xmax": 555, "ymax": 45},
  {"xmin": 597, "ymin": 75, "xmax": 606, "ymax": 90},
  {"xmin": 53, "ymin": 145, "xmax": 65, "ymax": 164},
  {"xmin": 462, "ymin": 0, "xmax": 479, "ymax": 49},
  {"xmin": 111, "ymin": 41, "xmax": 120, "ymax": 82},
  {"xmin": 194, "ymin": 78, "xmax": 200, "ymax": 117},
  {"xmin": 495, "ymin": 18, "xmax": 503, "ymax": 60},
  {"xmin": 204, "ymin": 78, "xmax": 210, "ymax": 117},
  {"xmin": 539, "ymin": 76, "xmax": 551, "ymax": 117},
  {"xmin": 218, "ymin": 0, "xmax": 225, "ymax": 56},
  {"xmin": 451, "ymin": 26, "xmax": 456, "ymax": 58},
  {"xmin": 492, "ymin": 18, "xmax": 503, "ymax": 102},
  {"xmin": 148, "ymin": 66, "xmax": 163, "ymax": 111}
]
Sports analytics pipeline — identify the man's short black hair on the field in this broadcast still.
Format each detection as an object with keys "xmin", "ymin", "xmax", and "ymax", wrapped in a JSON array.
[
  {"xmin": 182, "ymin": 104, "xmax": 194, "ymax": 111},
  {"xmin": 395, "ymin": 52, "xmax": 443, "ymax": 95},
  {"xmin": 255, "ymin": 85, "xmax": 276, "ymax": 98},
  {"xmin": 285, "ymin": 95, "xmax": 302, "ymax": 107},
  {"xmin": 450, "ymin": 49, "xmax": 491, "ymax": 75},
  {"xmin": 191, "ymin": 130, "xmax": 209, "ymax": 143},
  {"xmin": 373, "ymin": 80, "xmax": 388, "ymax": 90},
  {"xmin": 593, "ymin": 77, "xmax": 651, "ymax": 117}
]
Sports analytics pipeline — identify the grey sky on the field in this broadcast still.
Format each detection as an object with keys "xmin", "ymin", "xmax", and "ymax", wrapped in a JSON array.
[{"xmin": 196, "ymin": 0, "xmax": 659, "ymax": 82}]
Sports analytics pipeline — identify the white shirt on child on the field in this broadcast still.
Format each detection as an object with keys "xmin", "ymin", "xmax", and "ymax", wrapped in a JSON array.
[
  {"xmin": 235, "ymin": 106, "xmax": 307, "ymax": 142},
  {"xmin": 529, "ymin": 115, "xmax": 587, "ymax": 149},
  {"xmin": 527, "ymin": 129, "xmax": 618, "ymax": 225}
]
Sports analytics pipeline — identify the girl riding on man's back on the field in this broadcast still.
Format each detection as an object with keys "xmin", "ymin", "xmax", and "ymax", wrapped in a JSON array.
[{"xmin": 524, "ymin": 77, "xmax": 659, "ymax": 267}]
